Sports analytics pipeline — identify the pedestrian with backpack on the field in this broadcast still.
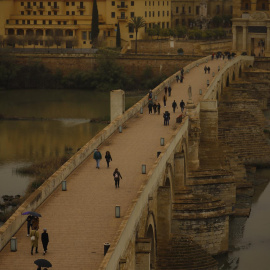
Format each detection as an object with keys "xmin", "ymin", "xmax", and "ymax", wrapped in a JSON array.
[{"xmin": 113, "ymin": 168, "xmax": 122, "ymax": 188}]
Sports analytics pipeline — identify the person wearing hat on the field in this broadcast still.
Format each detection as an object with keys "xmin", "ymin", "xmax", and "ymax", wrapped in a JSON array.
[{"xmin": 41, "ymin": 228, "xmax": 49, "ymax": 255}]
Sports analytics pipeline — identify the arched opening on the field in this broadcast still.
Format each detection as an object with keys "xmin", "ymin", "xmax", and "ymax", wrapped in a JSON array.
[
  {"xmin": 216, "ymin": 91, "xmax": 219, "ymax": 102},
  {"xmin": 17, "ymin": 29, "xmax": 24, "ymax": 35},
  {"xmin": 257, "ymin": 0, "xmax": 269, "ymax": 10},
  {"xmin": 239, "ymin": 66, "xmax": 242, "ymax": 78},
  {"xmin": 165, "ymin": 177, "xmax": 170, "ymax": 186},
  {"xmin": 8, "ymin": 29, "xmax": 15, "ymax": 35},
  {"xmin": 241, "ymin": 0, "xmax": 251, "ymax": 10},
  {"xmin": 233, "ymin": 72, "xmax": 235, "ymax": 81},
  {"xmin": 226, "ymin": 76, "xmax": 229, "ymax": 87},
  {"xmin": 36, "ymin": 29, "xmax": 43, "ymax": 36},
  {"xmin": 146, "ymin": 224, "xmax": 155, "ymax": 269}
]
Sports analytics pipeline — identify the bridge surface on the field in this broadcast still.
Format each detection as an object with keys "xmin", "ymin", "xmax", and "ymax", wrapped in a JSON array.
[{"xmin": 0, "ymin": 57, "xmax": 226, "ymax": 270}]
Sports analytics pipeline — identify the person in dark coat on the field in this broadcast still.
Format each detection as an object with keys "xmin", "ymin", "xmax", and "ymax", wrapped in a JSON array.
[
  {"xmin": 204, "ymin": 66, "xmax": 207, "ymax": 74},
  {"xmin": 157, "ymin": 103, "xmax": 161, "ymax": 115},
  {"xmin": 168, "ymin": 85, "xmax": 172, "ymax": 96},
  {"xmin": 163, "ymin": 111, "xmax": 170, "ymax": 126},
  {"xmin": 93, "ymin": 149, "xmax": 102, "ymax": 169},
  {"xmin": 105, "ymin": 151, "xmax": 112, "ymax": 168},
  {"xmin": 164, "ymin": 86, "xmax": 168, "ymax": 95},
  {"xmin": 207, "ymin": 66, "xmax": 210, "ymax": 74},
  {"xmin": 153, "ymin": 103, "xmax": 157, "ymax": 114},
  {"xmin": 148, "ymin": 102, "xmax": 153, "ymax": 114},
  {"xmin": 180, "ymin": 100, "xmax": 185, "ymax": 113},
  {"xmin": 163, "ymin": 94, "xmax": 167, "ymax": 107},
  {"xmin": 113, "ymin": 168, "xmax": 122, "ymax": 188},
  {"xmin": 176, "ymin": 75, "xmax": 179, "ymax": 83},
  {"xmin": 172, "ymin": 100, "xmax": 177, "ymax": 113},
  {"xmin": 41, "ymin": 228, "xmax": 49, "ymax": 255},
  {"xmin": 26, "ymin": 215, "xmax": 33, "ymax": 236}
]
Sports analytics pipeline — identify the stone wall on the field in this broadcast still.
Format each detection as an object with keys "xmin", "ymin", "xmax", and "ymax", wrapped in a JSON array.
[{"xmin": 130, "ymin": 39, "xmax": 232, "ymax": 55}]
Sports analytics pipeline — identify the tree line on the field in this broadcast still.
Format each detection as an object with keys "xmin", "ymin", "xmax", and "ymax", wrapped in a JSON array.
[{"xmin": 0, "ymin": 50, "xmax": 167, "ymax": 91}]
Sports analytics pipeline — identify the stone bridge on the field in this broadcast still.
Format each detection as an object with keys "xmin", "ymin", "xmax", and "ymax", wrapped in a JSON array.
[{"xmin": 0, "ymin": 55, "xmax": 254, "ymax": 270}]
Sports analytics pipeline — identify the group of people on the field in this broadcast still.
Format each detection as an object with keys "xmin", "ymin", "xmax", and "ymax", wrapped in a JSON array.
[
  {"xmin": 93, "ymin": 149, "xmax": 123, "ymax": 188},
  {"xmin": 176, "ymin": 68, "xmax": 185, "ymax": 83},
  {"xmin": 172, "ymin": 99, "xmax": 185, "ymax": 113},
  {"xmin": 26, "ymin": 215, "xmax": 49, "ymax": 256},
  {"xmin": 148, "ymin": 101, "xmax": 161, "ymax": 114},
  {"xmin": 204, "ymin": 65, "xmax": 211, "ymax": 74}
]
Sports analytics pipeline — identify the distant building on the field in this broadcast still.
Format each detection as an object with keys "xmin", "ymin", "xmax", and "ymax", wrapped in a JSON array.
[
  {"xmin": 232, "ymin": 0, "xmax": 270, "ymax": 56},
  {"xmin": 171, "ymin": 0, "xmax": 232, "ymax": 28},
  {"xmin": 0, "ymin": 0, "xmax": 171, "ymax": 49}
]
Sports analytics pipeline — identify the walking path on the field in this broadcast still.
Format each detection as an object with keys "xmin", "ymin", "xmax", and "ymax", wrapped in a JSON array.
[{"xmin": 0, "ymin": 57, "xmax": 226, "ymax": 270}]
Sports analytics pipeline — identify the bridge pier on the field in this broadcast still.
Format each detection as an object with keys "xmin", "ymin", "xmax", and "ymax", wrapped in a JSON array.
[
  {"xmin": 110, "ymin": 89, "xmax": 125, "ymax": 122},
  {"xmin": 135, "ymin": 238, "xmax": 151, "ymax": 270}
]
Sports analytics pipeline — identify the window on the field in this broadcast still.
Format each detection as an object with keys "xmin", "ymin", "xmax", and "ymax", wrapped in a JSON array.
[
  {"xmin": 129, "ymin": 25, "xmax": 134, "ymax": 33},
  {"xmin": 27, "ymin": 11, "xmax": 31, "ymax": 15},
  {"xmin": 163, "ymin": 1, "xmax": 164, "ymax": 6},
  {"xmin": 121, "ymin": 12, "xmax": 125, "ymax": 18},
  {"xmin": 21, "ymin": 2, "xmax": 24, "ymax": 6},
  {"xmin": 149, "ymin": 23, "xmax": 151, "ymax": 28},
  {"xmin": 33, "ymin": 2, "xmax": 36, "ymax": 6},
  {"xmin": 66, "ymin": 11, "xmax": 69, "ymax": 15},
  {"xmin": 158, "ymin": 1, "xmax": 159, "ymax": 6},
  {"xmin": 21, "ymin": 11, "xmax": 24, "ymax": 15},
  {"xmin": 72, "ymin": 2, "xmax": 75, "ymax": 6},
  {"xmin": 80, "ymin": 11, "xmax": 83, "ymax": 15},
  {"xmin": 176, "ymin": 7, "xmax": 178, "ymax": 13},
  {"xmin": 66, "ymin": 2, "xmax": 69, "ymax": 6},
  {"xmin": 27, "ymin": 20, "xmax": 30, "ymax": 24},
  {"xmin": 182, "ymin": 6, "xmax": 185, "ymax": 14},
  {"xmin": 72, "ymin": 11, "xmax": 75, "ymax": 15},
  {"xmin": 22, "ymin": 20, "xmax": 25, "ymax": 24},
  {"xmin": 54, "ymin": 11, "xmax": 57, "ymax": 15},
  {"xmin": 49, "ymin": 20, "xmax": 52, "ymax": 24},
  {"xmin": 189, "ymin": 6, "xmax": 191, "ymax": 13},
  {"xmin": 145, "ymin": 11, "xmax": 147, "ymax": 17},
  {"xmin": 6, "ymin": 20, "xmax": 9, "ymax": 24},
  {"xmin": 111, "ymin": 12, "xmax": 115, "ymax": 18},
  {"xmin": 33, "ymin": 11, "xmax": 36, "ymax": 15},
  {"xmin": 163, "ymin": 11, "xmax": 164, "ymax": 16},
  {"xmin": 153, "ymin": 11, "xmax": 154, "ymax": 17},
  {"xmin": 74, "ymin": 20, "xmax": 77, "ymax": 25},
  {"xmin": 158, "ymin": 11, "xmax": 160, "ymax": 16},
  {"xmin": 175, "ymin": 19, "xmax": 179, "ymax": 25},
  {"xmin": 108, "ymin": 31, "xmax": 110, "ymax": 36},
  {"xmin": 167, "ymin": 10, "xmax": 169, "ymax": 16},
  {"xmin": 63, "ymin": 21, "xmax": 67, "ymax": 25},
  {"xmin": 48, "ymin": 11, "xmax": 51, "ymax": 15},
  {"xmin": 149, "ymin": 1, "xmax": 151, "ymax": 6},
  {"xmin": 167, "ymin": 1, "xmax": 169, "ymax": 6},
  {"xmin": 48, "ymin": 2, "xmax": 51, "ymax": 6},
  {"xmin": 112, "ymin": 1, "xmax": 115, "ymax": 6},
  {"xmin": 129, "ymin": 34, "xmax": 133, "ymax": 38},
  {"xmin": 16, "ymin": 20, "xmax": 19, "ymax": 24},
  {"xmin": 43, "ymin": 20, "xmax": 46, "ymax": 24},
  {"xmin": 196, "ymin": 6, "xmax": 199, "ymax": 15},
  {"xmin": 58, "ymin": 21, "xmax": 61, "ymax": 25},
  {"xmin": 34, "ymin": 20, "xmax": 37, "ymax": 24},
  {"xmin": 40, "ymin": 11, "xmax": 43, "ymax": 15},
  {"xmin": 149, "ymin": 11, "xmax": 151, "ymax": 17},
  {"xmin": 216, "ymin": 5, "xmax": 220, "ymax": 14},
  {"xmin": 145, "ymin": 1, "xmax": 146, "ymax": 6},
  {"xmin": 131, "ymin": 12, "xmax": 134, "ymax": 17},
  {"xmin": 82, "ymin": 31, "xmax": 87, "ymax": 40},
  {"xmin": 153, "ymin": 1, "xmax": 154, "ymax": 6},
  {"xmin": 131, "ymin": 1, "xmax": 134, "ymax": 6},
  {"xmin": 162, "ymin": 22, "xmax": 165, "ymax": 28}
]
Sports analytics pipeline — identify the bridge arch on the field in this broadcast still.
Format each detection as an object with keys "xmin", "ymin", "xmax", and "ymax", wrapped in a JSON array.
[
  {"xmin": 233, "ymin": 71, "xmax": 235, "ymax": 81},
  {"xmin": 145, "ymin": 213, "xmax": 157, "ymax": 268},
  {"xmin": 226, "ymin": 75, "xmax": 229, "ymax": 87}
]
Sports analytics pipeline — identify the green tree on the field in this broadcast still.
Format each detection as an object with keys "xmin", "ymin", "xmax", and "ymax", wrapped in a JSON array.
[
  {"xmin": 116, "ymin": 23, "xmax": 121, "ymax": 48},
  {"xmin": 91, "ymin": 0, "xmax": 99, "ymax": 45},
  {"xmin": 127, "ymin": 16, "xmax": 146, "ymax": 54}
]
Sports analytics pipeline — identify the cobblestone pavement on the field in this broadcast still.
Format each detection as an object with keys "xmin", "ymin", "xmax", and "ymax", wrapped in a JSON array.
[{"xmin": 0, "ymin": 57, "xmax": 226, "ymax": 270}]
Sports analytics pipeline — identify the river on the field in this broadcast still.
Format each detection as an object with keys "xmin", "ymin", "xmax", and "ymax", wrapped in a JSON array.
[{"xmin": 0, "ymin": 89, "xmax": 143, "ymax": 201}]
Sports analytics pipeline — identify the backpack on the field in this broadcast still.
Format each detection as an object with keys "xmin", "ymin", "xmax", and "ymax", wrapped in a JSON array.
[{"xmin": 114, "ymin": 173, "xmax": 119, "ymax": 178}]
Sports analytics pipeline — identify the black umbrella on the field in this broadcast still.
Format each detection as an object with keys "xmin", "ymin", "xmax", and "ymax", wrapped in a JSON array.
[
  {"xmin": 22, "ymin": 211, "xmax": 42, "ymax": 217},
  {"xmin": 34, "ymin": 259, "xmax": 52, "ymax": 268}
]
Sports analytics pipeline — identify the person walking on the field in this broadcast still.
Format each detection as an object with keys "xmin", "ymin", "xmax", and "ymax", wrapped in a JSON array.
[
  {"xmin": 26, "ymin": 215, "xmax": 33, "ymax": 237},
  {"xmin": 180, "ymin": 100, "xmax": 185, "ymax": 113},
  {"xmin": 168, "ymin": 85, "xmax": 172, "ymax": 96},
  {"xmin": 157, "ymin": 103, "xmax": 161, "ymax": 115},
  {"xmin": 113, "ymin": 168, "xmax": 122, "ymax": 188},
  {"xmin": 181, "ymin": 68, "xmax": 184, "ymax": 76},
  {"xmin": 148, "ymin": 102, "xmax": 153, "ymax": 114},
  {"xmin": 163, "ymin": 94, "xmax": 167, "ymax": 107},
  {"xmin": 153, "ymin": 103, "xmax": 157, "ymax": 114},
  {"xmin": 207, "ymin": 66, "xmax": 210, "ymax": 74},
  {"xmin": 172, "ymin": 100, "xmax": 178, "ymax": 113},
  {"xmin": 41, "ymin": 228, "xmax": 49, "ymax": 255},
  {"xmin": 163, "ymin": 111, "xmax": 170, "ymax": 126},
  {"xmin": 93, "ymin": 149, "xmax": 102, "ymax": 169},
  {"xmin": 30, "ymin": 228, "xmax": 39, "ymax": 255},
  {"xmin": 176, "ymin": 75, "xmax": 179, "ymax": 83},
  {"xmin": 164, "ymin": 86, "xmax": 168, "ymax": 95},
  {"xmin": 180, "ymin": 75, "xmax": 184, "ymax": 83},
  {"xmin": 204, "ymin": 66, "xmax": 207, "ymax": 74},
  {"xmin": 105, "ymin": 151, "xmax": 112, "ymax": 168}
]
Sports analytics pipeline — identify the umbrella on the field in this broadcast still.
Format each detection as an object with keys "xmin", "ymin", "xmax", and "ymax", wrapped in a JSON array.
[
  {"xmin": 34, "ymin": 259, "xmax": 52, "ymax": 268},
  {"xmin": 22, "ymin": 211, "xmax": 42, "ymax": 217}
]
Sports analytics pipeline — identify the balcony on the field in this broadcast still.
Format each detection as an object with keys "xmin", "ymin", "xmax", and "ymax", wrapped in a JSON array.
[
  {"xmin": 24, "ymin": 5, "xmax": 33, "ymax": 10},
  {"xmin": 117, "ymin": 4, "xmax": 128, "ymax": 9},
  {"xmin": 77, "ymin": 5, "xmax": 85, "ymax": 10},
  {"xmin": 37, "ymin": 5, "xmax": 45, "ymax": 10},
  {"xmin": 51, "ymin": 5, "xmax": 59, "ymax": 10},
  {"xmin": 117, "ymin": 16, "xmax": 128, "ymax": 21}
]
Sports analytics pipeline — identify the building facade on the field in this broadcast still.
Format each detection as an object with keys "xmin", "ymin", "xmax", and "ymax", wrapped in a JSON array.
[
  {"xmin": 0, "ymin": 0, "xmax": 171, "ymax": 49},
  {"xmin": 171, "ymin": 0, "xmax": 233, "ymax": 28},
  {"xmin": 232, "ymin": 0, "xmax": 270, "ymax": 56}
]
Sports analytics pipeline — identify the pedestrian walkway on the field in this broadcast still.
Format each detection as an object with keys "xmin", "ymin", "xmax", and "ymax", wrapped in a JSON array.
[{"xmin": 0, "ymin": 57, "xmax": 227, "ymax": 270}]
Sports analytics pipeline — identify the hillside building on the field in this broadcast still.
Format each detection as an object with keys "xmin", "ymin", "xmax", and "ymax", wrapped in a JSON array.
[{"xmin": 0, "ymin": 0, "xmax": 171, "ymax": 49}]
